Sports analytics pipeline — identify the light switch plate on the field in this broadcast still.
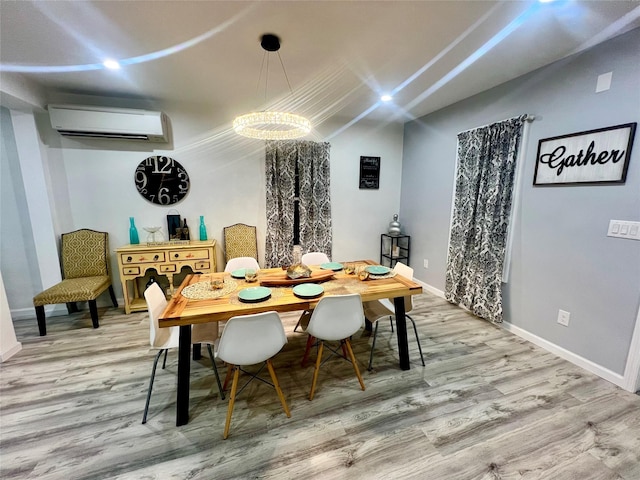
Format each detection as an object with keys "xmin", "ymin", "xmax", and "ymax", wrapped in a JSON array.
[{"xmin": 607, "ymin": 220, "xmax": 640, "ymax": 241}]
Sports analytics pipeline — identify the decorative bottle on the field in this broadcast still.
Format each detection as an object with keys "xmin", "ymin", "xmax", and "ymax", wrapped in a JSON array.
[
  {"xmin": 199, "ymin": 216, "xmax": 207, "ymax": 241},
  {"xmin": 129, "ymin": 217, "xmax": 140, "ymax": 245},
  {"xmin": 181, "ymin": 219, "xmax": 190, "ymax": 241},
  {"xmin": 388, "ymin": 214, "xmax": 402, "ymax": 236}
]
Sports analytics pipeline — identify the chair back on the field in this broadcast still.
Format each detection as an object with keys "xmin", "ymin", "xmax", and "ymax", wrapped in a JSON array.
[
  {"xmin": 223, "ymin": 223, "xmax": 258, "ymax": 263},
  {"xmin": 224, "ymin": 256, "xmax": 260, "ymax": 272},
  {"xmin": 301, "ymin": 252, "xmax": 330, "ymax": 266},
  {"xmin": 307, "ymin": 294, "xmax": 364, "ymax": 341},
  {"xmin": 144, "ymin": 282, "xmax": 178, "ymax": 349},
  {"xmin": 393, "ymin": 262, "xmax": 414, "ymax": 312},
  {"xmin": 61, "ymin": 229, "xmax": 110, "ymax": 279},
  {"xmin": 217, "ymin": 311, "xmax": 287, "ymax": 366}
]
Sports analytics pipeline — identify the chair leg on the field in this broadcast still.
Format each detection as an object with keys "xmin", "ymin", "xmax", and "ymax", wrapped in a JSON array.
[
  {"xmin": 108, "ymin": 285, "xmax": 118, "ymax": 307},
  {"xmin": 293, "ymin": 318, "xmax": 302, "ymax": 333},
  {"xmin": 301, "ymin": 335, "xmax": 315, "ymax": 367},
  {"xmin": 162, "ymin": 349, "xmax": 169, "ymax": 369},
  {"xmin": 309, "ymin": 341, "xmax": 324, "ymax": 401},
  {"xmin": 223, "ymin": 364, "xmax": 234, "ymax": 391},
  {"xmin": 344, "ymin": 338, "xmax": 366, "ymax": 391},
  {"xmin": 207, "ymin": 345, "xmax": 225, "ymax": 400},
  {"xmin": 223, "ymin": 367, "xmax": 240, "ymax": 439},
  {"xmin": 35, "ymin": 306, "xmax": 46, "ymax": 336},
  {"xmin": 368, "ymin": 320, "xmax": 380, "ymax": 371},
  {"xmin": 266, "ymin": 359, "xmax": 290, "ymax": 417},
  {"xmin": 389, "ymin": 315, "xmax": 394, "ymax": 332},
  {"xmin": 408, "ymin": 315, "xmax": 425, "ymax": 367},
  {"xmin": 66, "ymin": 302, "xmax": 79, "ymax": 314},
  {"xmin": 88, "ymin": 300, "xmax": 99, "ymax": 328},
  {"xmin": 142, "ymin": 349, "xmax": 164, "ymax": 424}
]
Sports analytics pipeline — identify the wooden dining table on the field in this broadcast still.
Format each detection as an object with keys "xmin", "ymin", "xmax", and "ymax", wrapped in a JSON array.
[{"xmin": 159, "ymin": 259, "xmax": 423, "ymax": 426}]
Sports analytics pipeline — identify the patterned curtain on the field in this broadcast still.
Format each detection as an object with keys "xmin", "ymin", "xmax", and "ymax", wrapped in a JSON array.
[
  {"xmin": 265, "ymin": 140, "xmax": 332, "ymax": 267},
  {"xmin": 445, "ymin": 116, "xmax": 526, "ymax": 323}
]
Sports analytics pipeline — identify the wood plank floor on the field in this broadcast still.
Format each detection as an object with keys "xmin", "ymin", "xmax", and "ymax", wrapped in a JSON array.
[{"xmin": 2, "ymin": 292, "xmax": 639, "ymax": 479}]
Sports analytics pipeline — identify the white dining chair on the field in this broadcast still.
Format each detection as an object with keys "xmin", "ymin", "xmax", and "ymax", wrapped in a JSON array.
[
  {"xmin": 215, "ymin": 311, "xmax": 291, "ymax": 439},
  {"xmin": 305, "ymin": 294, "xmax": 366, "ymax": 400},
  {"xmin": 301, "ymin": 251, "xmax": 330, "ymax": 266},
  {"xmin": 362, "ymin": 261, "xmax": 425, "ymax": 371},
  {"xmin": 142, "ymin": 282, "xmax": 225, "ymax": 424},
  {"xmin": 224, "ymin": 256, "xmax": 260, "ymax": 273},
  {"xmin": 292, "ymin": 252, "xmax": 331, "ymax": 333}
]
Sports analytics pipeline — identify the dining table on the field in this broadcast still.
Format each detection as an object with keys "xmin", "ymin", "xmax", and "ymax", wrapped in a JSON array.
[{"xmin": 159, "ymin": 259, "xmax": 423, "ymax": 426}]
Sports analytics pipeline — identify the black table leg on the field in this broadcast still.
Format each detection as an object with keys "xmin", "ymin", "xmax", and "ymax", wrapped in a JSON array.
[
  {"xmin": 192, "ymin": 344, "xmax": 201, "ymax": 360},
  {"xmin": 176, "ymin": 325, "xmax": 192, "ymax": 426},
  {"xmin": 394, "ymin": 296, "xmax": 410, "ymax": 370}
]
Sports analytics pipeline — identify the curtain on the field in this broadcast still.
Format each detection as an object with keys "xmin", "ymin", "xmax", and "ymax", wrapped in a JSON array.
[
  {"xmin": 265, "ymin": 140, "xmax": 332, "ymax": 267},
  {"xmin": 444, "ymin": 116, "xmax": 526, "ymax": 323}
]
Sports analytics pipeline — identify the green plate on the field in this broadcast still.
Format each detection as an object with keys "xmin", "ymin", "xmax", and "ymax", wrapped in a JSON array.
[
  {"xmin": 293, "ymin": 283, "xmax": 324, "ymax": 298},
  {"xmin": 238, "ymin": 286, "xmax": 271, "ymax": 303},
  {"xmin": 230, "ymin": 268, "xmax": 246, "ymax": 279},
  {"xmin": 365, "ymin": 265, "xmax": 391, "ymax": 275},
  {"xmin": 320, "ymin": 262, "xmax": 343, "ymax": 271}
]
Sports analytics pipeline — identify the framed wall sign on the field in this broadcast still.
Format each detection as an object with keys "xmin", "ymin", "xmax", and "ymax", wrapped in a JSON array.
[
  {"xmin": 533, "ymin": 123, "xmax": 636, "ymax": 185},
  {"xmin": 359, "ymin": 156, "xmax": 381, "ymax": 189}
]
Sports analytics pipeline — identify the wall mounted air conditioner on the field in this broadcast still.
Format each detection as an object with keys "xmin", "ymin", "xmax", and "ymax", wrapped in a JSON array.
[{"xmin": 48, "ymin": 104, "xmax": 169, "ymax": 142}]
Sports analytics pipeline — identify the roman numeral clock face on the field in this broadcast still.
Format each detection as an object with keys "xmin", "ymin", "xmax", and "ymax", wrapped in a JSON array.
[{"xmin": 134, "ymin": 156, "xmax": 190, "ymax": 205}]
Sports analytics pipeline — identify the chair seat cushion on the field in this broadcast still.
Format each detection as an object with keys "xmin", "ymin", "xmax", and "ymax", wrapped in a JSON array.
[{"xmin": 33, "ymin": 276, "xmax": 111, "ymax": 306}]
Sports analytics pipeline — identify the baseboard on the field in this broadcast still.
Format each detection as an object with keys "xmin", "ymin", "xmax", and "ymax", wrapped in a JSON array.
[
  {"xmin": 0, "ymin": 342, "xmax": 22, "ymax": 362},
  {"xmin": 415, "ymin": 278, "xmax": 629, "ymax": 391}
]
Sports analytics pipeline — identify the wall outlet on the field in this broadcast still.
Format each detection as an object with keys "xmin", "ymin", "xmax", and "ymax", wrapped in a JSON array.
[
  {"xmin": 423, "ymin": 259, "xmax": 429, "ymax": 269},
  {"xmin": 557, "ymin": 309, "xmax": 570, "ymax": 327}
]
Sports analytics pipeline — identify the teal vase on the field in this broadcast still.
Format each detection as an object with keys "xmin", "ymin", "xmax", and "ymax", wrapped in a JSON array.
[
  {"xmin": 129, "ymin": 217, "xmax": 140, "ymax": 244},
  {"xmin": 199, "ymin": 216, "xmax": 208, "ymax": 241}
]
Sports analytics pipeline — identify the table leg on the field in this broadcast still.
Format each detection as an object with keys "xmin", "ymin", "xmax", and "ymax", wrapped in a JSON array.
[
  {"xmin": 176, "ymin": 325, "xmax": 192, "ymax": 426},
  {"xmin": 192, "ymin": 344, "xmax": 202, "ymax": 360},
  {"xmin": 394, "ymin": 296, "xmax": 410, "ymax": 370}
]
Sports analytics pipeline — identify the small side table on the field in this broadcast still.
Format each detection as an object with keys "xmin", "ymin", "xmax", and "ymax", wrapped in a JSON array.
[{"xmin": 380, "ymin": 234, "xmax": 410, "ymax": 268}]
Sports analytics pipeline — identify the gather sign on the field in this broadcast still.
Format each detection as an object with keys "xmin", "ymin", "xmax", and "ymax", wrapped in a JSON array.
[{"xmin": 534, "ymin": 123, "xmax": 636, "ymax": 185}]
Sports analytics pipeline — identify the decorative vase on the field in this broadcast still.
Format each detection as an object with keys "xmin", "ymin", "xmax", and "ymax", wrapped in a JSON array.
[
  {"xmin": 199, "ymin": 216, "xmax": 208, "ymax": 241},
  {"xmin": 388, "ymin": 214, "xmax": 402, "ymax": 236},
  {"xmin": 286, "ymin": 245, "xmax": 311, "ymax": 279},
  {"xmin": 129, "ymin": 217, "xmax": 140, "ymax": 245}
]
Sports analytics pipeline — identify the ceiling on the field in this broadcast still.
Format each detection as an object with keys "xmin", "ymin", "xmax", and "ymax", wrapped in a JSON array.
[{"xmin": 1, "ymin": 1, "xmax": 639, "ymax": 133}]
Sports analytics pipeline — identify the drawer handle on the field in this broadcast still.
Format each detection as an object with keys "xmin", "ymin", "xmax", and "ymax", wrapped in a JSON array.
[
  {"xmin": 154, "ymin": 255, "xmax": 159, "ymax": 261},
  {"xmin": 174, "ymin": 253, "xmax": 179, "ymax": 258},
  {"xmin": 127, "ymin": 256, "xmax": 132, "ymax": 262}
]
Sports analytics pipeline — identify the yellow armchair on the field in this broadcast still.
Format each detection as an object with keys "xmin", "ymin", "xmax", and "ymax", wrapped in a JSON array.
[{"xmin": 33, "ymin": 229, "xmax": 118, "ymax": 335}]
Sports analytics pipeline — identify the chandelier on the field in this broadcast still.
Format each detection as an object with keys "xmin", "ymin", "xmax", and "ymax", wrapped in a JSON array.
[{"xmin": 233, "ymin": 34, "xmax": 311, "ymax": 140}]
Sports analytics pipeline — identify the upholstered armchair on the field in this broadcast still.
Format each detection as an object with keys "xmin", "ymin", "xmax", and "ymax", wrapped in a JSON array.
[
  {"xmin": 223, "ymin": 223, "xmax": 258, "ymax": 263},
  {"xmin": 33, "ymin": 229, "xmax": 118, "ymax": 336}
]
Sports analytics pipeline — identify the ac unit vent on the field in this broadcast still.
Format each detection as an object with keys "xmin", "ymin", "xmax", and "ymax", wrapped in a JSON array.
[{"xmin": 48, "ymin": 104, "xmax": 169, "ymax": 142}]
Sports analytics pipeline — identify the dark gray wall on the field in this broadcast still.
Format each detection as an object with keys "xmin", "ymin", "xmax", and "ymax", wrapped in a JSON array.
[{"xmin": 401, "ymin": 28, "xmax": 640, "ymax": 375}]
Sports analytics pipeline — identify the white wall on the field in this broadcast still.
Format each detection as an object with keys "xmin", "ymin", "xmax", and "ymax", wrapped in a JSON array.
[
  {"xmin": 1, "ymin": 97, "xmax": 405, "ymax": 319},
  {"xmin": 401, "ymin": 29, "xmax": 640, "ymax": 381}
]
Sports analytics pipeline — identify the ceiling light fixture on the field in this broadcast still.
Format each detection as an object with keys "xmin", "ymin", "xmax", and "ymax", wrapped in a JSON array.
[
  {"xmin": 103, "ymin": 59, "xmax": 121, "ymax": 70},
  {"xmin": 380, "ymin": 94, "xmax": 393, "ymax": 102},
  {"xmin": 233, "ymin": 34, "xmax": 311, "ymax": 140}
]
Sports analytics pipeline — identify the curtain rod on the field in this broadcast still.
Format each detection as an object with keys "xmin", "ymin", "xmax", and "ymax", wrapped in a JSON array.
[{"xmin": 458, "ymin": 114, "xmax": 535, "ymax": 135}]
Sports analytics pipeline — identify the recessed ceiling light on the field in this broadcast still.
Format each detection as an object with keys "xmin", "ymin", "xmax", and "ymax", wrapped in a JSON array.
[
  {"xmin": 381, "ymin": 94, "xmax": 393, "ymax": 102},
  {"xmin": 103, "ymin": 59, "xmax": 121, "ymax": 70}
]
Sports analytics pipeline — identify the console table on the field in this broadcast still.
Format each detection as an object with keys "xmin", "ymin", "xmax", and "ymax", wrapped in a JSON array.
[{"xmin": 116, "ymin": 240, "xmax": 216, "ymax": 314}]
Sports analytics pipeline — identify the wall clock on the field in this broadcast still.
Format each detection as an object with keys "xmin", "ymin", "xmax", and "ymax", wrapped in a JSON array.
[{"xmin": 134, "ymin": 155, "xmax": 190, "ymax": 205}]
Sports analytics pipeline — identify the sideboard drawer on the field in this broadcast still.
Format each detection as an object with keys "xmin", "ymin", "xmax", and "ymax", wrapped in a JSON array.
[
  {"xmin": 160, "ymin": 264, "xmax": 177, "ymax": 273},
  {"xmin": 121, "ymin": 251, "xmax": 166, "ymax": 264},
  {"xmin": 169, "ymin": 248, "xmax": 210, "ymax": 261},
  {"xmin": 194, "ymin": 261, "xmax": 210, "ymax": 270},
  {"xmin": 122, "ymin": 266, "xmax": 141, "ymax": 276}
]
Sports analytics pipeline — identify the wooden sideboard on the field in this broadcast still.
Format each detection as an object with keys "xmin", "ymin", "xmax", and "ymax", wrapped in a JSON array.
[{"xmin": 116, "ymin": 240, "xmax": 216, "ymax": 314}]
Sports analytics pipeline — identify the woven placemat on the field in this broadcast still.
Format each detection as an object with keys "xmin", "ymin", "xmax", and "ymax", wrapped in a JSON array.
[{"xmin": 181, "ymin": 279, "xmax": 239, "ymax": 300}]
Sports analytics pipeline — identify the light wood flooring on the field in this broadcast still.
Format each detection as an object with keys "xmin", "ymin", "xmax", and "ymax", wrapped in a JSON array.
[{"xmin": 2, "ymin": 292, "xmax": 639, "ymax": 479}]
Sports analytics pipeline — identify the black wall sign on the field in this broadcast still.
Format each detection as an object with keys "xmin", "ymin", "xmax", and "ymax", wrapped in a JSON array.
[{"xmin": 359, "ymin": 156, "xmax": 380, "ymax": 189}]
